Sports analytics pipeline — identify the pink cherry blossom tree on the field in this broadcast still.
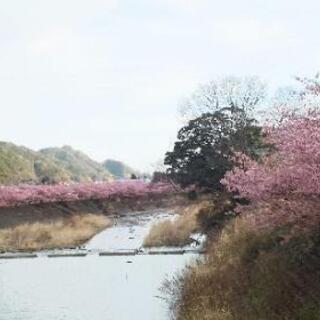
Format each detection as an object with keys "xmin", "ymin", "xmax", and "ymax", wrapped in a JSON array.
[
  {"xmin": 221, "ymin": 106, "xmax": 320, "ymax": 228},
  {"xmin": 0, "ymin": 180, "xmax": 180, "ymax": 208}
]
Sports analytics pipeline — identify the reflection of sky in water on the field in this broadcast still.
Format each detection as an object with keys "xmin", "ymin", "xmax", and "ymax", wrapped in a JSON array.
[
  {"xmin": 85, "ymin": 210, "xmax": 176, "ymax": 251},
  {"xmin": 0, "ymin": 254, "xmax": 196, "ymax": 320},
  {"xmin": 0, "ymin": 210, "xmax": 198, "ymax": 320}
]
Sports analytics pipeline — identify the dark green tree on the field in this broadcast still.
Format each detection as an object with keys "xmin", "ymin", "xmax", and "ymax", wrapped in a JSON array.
[
  {"xmin": 164, "ymin": 108, "xmax": 264, "ymax": 189},
  {"xmin": 130, "ymin": 173, "xmax": 138, "ymax": 180}
]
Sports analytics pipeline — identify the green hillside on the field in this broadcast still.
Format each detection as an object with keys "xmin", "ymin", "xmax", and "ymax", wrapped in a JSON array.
[
  {"xmin": 0, "ymin": 142, "xmax": 113, "ymax": 185},
  {"xmin": 39, "ymin": 146, "xmax": 112, "ymax": 182},
  {"xmin": 0, "ymin": 142, "xmax": 71, "ymax": 184},
  {"xmin": 103, "ymin": 159, "xmax": 138, "ymax": 179}
]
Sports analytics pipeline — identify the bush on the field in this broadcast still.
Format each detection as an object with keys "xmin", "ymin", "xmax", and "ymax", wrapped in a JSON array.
[{"xmin": 197, "ymin": 193, "xmax": 235, "ymax": 232}]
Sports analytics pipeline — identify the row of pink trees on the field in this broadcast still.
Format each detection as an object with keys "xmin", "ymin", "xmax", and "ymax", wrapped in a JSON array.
[
  {"xmin": 0, "ymin": 181, "xmax": 179, "ymax": 208},
  {"xmin": 221, "ymin": 107, "xmax": 320, "ymax": 228}
]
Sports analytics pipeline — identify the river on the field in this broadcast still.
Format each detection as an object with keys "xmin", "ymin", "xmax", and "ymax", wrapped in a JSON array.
[{"xmin": 0, "ymin": 210, "xmax": 200, "ymax": 320}]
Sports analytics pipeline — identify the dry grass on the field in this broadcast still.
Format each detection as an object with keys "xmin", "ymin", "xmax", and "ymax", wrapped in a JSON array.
[
  {"xmin": 0, "ymin": 214, "xmax": 111, "ymax": 251},
  {"xmin": 143, "ymin": 202, "xmax": 207, "ymax": 247},
  {"xmin": 143, "ymin": 217, "xmax": 197, "ymax": 247},
  {"xmin": 165, "ymin": 218, "xmax": 320, "ymax": 320}
]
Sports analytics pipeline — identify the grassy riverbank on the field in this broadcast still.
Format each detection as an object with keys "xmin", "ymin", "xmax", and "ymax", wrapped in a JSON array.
[
  {"xmin": 0, "ymin": 214, "xmax": 111, "ymax": 251},
  {"xmin": 163, "ymin": 196, "xmax": 320, "ymax": 320},
  {"xmin": 143, "ymin": 194, "xmax": 232, "ymax": 247},
  {"xmin": 143, "ymin": 202, "xmax": 201, "ymax": 247}
]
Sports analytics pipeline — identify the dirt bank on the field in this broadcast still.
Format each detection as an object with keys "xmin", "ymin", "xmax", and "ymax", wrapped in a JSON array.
[
  {"xmin": 0, "ymin": 193, "xmax": 189, "ymax": 251},
  {"xmin": 0, "ymin": 193, "xmax": 187, "ymax": 230}
]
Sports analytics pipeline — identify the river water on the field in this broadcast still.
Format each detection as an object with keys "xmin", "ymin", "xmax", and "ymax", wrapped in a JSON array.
[{"xmin": 0, "ymin": 210, "xmax": 199, "ymax": 320}]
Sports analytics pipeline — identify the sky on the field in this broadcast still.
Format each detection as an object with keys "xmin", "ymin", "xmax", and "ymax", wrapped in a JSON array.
[{"xmin": 0, "ymin": 0, "xmax": 320, "ymax": 171}]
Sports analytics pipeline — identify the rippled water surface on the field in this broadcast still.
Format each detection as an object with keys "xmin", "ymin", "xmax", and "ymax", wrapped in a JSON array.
[{"xmin": 0, "ymin": 210, "xmax": 198, "ymax": 320}]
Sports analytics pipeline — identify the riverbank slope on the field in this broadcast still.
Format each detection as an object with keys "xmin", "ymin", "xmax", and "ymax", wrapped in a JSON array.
[
  {"xmin": 166, "ymin": 196, "xmax": 320, "ymax": 320},
  {"xmin": 0, "ymin": 193, "xmax": 187, "ymax": 252}
]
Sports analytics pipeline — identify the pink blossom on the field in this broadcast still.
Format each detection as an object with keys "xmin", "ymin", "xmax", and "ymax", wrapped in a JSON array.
[
  {"xmin": 222, "ymin": 108, "xmax": 320, "ymax": 201},
  {"xmin": 0, "ymin": 181, "xmax": 179, "ymax": 208},
  {"xmin": 221, "ymin": 107, "xmax": 320, "ymax": 229}
]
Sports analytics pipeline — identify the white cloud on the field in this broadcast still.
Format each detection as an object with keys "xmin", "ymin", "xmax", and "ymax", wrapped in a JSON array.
[
  {"xmin": 0, "ymin": 0, "xmax": 320, "ymax": 170},
  {"xmin": 211, "ymin": 18, "xmax": 293, "ymax": 51},
  {"xmin": 29, "ymin": 27, "xmax": 75, "ymax": 56},
  {"xmin": 157, "ymin": 0, "xmax": 208, "ymax": 12}
]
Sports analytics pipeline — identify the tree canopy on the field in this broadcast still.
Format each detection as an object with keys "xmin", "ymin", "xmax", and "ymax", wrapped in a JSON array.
[
  {"xmin": 165, "ymin": 107, "xmax": 265, "ymax": 189},
  {"xmin": 179, "ymin": 76, "xmax": 266, "ymax": 121}
]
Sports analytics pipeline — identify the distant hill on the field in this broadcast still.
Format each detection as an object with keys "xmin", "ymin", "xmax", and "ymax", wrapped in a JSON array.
[
  {"xmin": 103, "ymin": 159, "xmax": 139, "ymax": 179},
  {"xmin": 0, "ymin": 142, "xmax": 113, "ymax": 185},
  {"xmin": 0, "ymin": 142, "xmax": 71, "ymax": 184},
  {"xmin": 39, "ymin": 146, "xmax": 113, "ymax": 182}
]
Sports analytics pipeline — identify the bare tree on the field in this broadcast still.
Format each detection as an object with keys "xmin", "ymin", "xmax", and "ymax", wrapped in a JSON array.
[
  {"xmin": 268, "ymin": 74, "xmax": 320, "ymax": 124},
  {"xmin": 179, "ymin": 76, "xmax": 267, "ymax": 121}
]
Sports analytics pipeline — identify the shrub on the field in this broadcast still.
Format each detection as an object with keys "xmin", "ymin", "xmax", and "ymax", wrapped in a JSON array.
[{"xmin": 197, "ymin": 193, "xmax": 235, "ymax": 232}]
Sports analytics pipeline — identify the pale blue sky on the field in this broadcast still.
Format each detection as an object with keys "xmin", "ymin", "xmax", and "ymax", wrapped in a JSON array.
[{"xmin": 0, "ymin": 0, "xmax": 319, "ymax": 171}]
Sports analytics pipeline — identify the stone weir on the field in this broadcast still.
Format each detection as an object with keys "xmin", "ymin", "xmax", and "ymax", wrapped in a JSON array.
[{"xmin": 0, "ymin": 248, "xmax": 205, "ymax": 259}]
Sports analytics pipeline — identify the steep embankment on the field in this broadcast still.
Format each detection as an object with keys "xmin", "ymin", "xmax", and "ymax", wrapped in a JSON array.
[{"xmin": 0, "ymin": 192, "xmax": 186, "ymax": 228}]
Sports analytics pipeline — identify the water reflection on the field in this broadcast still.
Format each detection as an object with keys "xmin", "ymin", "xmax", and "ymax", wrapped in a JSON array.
[
  {"xmin": 0, "ymin": 254, "xmax": 195, "ymax": 320},
  {"xmin": 0, "ymin": 210, "xmax": 197, "ymax": 320},
  {"xmin": 85, "ymin": 210, "xmax": 175, "ymax": 251}
]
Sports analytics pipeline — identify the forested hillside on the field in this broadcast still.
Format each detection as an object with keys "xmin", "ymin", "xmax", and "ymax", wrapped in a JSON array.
[
  {"xmin": 0, "ymin": 143, "xmax": 114, "ymax": 184},
  {"xmin": 102, "ymin": 159, "xmax": 138, "ymax": 178},
  {"xmin": 40, "ymin": 146, "xmax": 112, "ymax": 182},
  {"xmin": 0, "ymin": 142, "xmax": 70, "ymax": 184}
]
